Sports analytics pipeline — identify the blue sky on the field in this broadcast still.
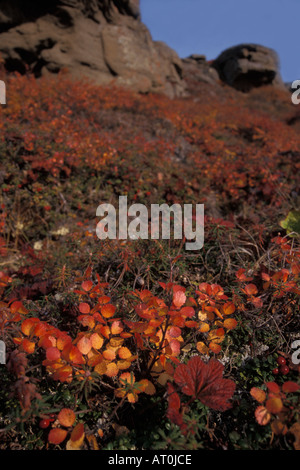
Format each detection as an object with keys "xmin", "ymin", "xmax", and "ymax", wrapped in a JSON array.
[{"xmin": 140, "ymin": 0, "xmax": 299, "ymax": 83}]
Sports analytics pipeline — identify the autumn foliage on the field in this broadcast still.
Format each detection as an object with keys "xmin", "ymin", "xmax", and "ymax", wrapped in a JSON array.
[{"xmin": 0, "ymin": 67, "xmax": 299, "ymax": 450}]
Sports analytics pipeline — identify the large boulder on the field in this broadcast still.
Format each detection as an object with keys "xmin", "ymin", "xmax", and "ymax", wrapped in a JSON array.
[
  {"xmin": 212, "ymin": 43, "xmax": 285, "ymax": 91},
  {"xmin": 0, "ymin": 0, "xmax": 186, "ymax": 98}
]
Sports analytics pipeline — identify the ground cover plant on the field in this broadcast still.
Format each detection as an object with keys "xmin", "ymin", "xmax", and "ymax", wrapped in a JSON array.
[{"xmin": 0, "ymin": 65, "xmax": 299, "ymax": 450}]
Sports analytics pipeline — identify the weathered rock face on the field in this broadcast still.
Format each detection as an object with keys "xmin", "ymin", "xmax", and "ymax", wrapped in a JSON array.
[
  {"xmin": 181, "ymin": 54, "xmax": 220, "ymax": 90},
  {"xmin": 212, "ymin": 43, "xmax": 285, "ymax": 91},
  {"xmin": 0, "ymin": 0, "xmax": 186, "ymax": 98}
]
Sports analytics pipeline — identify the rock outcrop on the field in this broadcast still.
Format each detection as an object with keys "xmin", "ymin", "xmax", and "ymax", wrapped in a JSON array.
[
  {"xmin": 181, "ymin": 54, "xmax": 220, "ymax": 92},
  {"xmin": 0, "ymin": 3, "xmax": 287, "ymax": 98},
  {"xmin": 212, "ymin": 43, "xmax": 285, "ymax": 92},
  {"xmin": 0, "ymin": 0, "xmax": 186, "ymax": 98}
]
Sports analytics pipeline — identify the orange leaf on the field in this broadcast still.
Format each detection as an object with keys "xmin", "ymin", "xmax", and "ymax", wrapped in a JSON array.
[
  {"xmin": 244, "ymin": 284, "xmax": 258, "ymax": 296},
  {"xmin": 56, "ymin": 334, "xmax": 72, "ymax": 351},
  {"xmin": 10, "ymin": 301, "xmax": 28, "ymax": 315},
  {"xmin": 215, "ymin": 327, "xmax": 225, "ymax": 337},
  {"xmin": 271, "ymin": 419, "xmax": 288, "ymax": 436},
  {"xmin": 251, "ymin": 296, "xmax": 263, "ymax": 308},
  {"xmin": 103, "ymin": 348, "xmax": 116, "ymax": 360},
  {"xmin": 101, "ymin": 304, "xmax": 116, "ymax": 318},
  {"xmin": 39, "ymin": 334, "xmax": 56, "ymax": 349},
  {"xmin": 118, "ymin": 347, "xmax": 132, "ymax": 360},
  {"xmin": 48, "ymin": 428, "xmax": 68, "ymax": 445},
  {"xmin": 21, "ymin": 338, "xmax": 35, "ymax": 354},
  {"xmin": 235, "ymin": 268, "xmax": 253, "ymax": 282},
  {"xmin": 79, "ymin": 302, "xmax": 90, "ymax": 314},
  {"xmin": 255, "ymin": 406, "xmax": 271, "ymax": 425},
  {"xmin": 117, "ymin": 359, "xmax": 132, "ymax": 370},
  {"xmin": 78, "ymin": 315, "xmax": 95, "ymax": 329},
  {"xmin": 99, "ymin": 325, "xmax": 111, "ymax": 339},
  {"xmin": 222, "ymin": 302, "xmax": 236, "ymax": 316},
  {"xmin": 127, "ymin": 392, "xmax": 138, "ymax": 403},
  {"xmin": 21, "ymin": 318, "xmax": 39, "ymax": 336},
  {"xmin": 196, "ymin": 341, "xmax": 209, "ymax": 355},
  {"xmin": 98, "ymin": 295, "xmax": 111, "ymax": 304},
  {"xmin": 111, "ymin": 320, "xmax": 123, "ymax": 335},
  {"xmin": 138, "ymin": 379, "xmax": 156, "ymax": 395},
  {"xmin": 105, "ymin": 362, "xmax": 119, "ymax": 377},
  {"xmin": 214, "ymin": 308, "xmax": 223, "ymax": 320},
  {"xmin": 77, "ymin": 336, "xmax": 92, "ymax": 355},
  {"xmin": 199, "ymin": 322, "xmax": 210, "ymax": 333},
  {"xmin": 53, "ymin": 365, "xmax": 73, "ymax": 382},
  {"xmin": 250, "ymin": 387, "xmax": 266, "ymax": 403},
  {"xmin": 33, "ymin": 322, "xmax": 47, "ymax": 338},
  {"xmin": 290, "ymin": 423, "xmax": 300, "ymax": 450},
  {"xmin": 223, "ymin": 318, "xmax": 237, "ymax": 330},
  {"xmin": 90, "ymin": 333, "xmax": 104, "ymax": 350},
  {"xmin": 119, "ymin": 372, "xmax": 135, "ymax": 385},
  {"xmin": 109, "ymin": 337, "xmax": 124, "ymax": 349},
  {"xmin": 69, "ymin": 346, "xmax": 85, "ymax": 364},
  {"xmin": 266, "ymin": 397, "xmax": 283, "ymax": 414},
  {"xmin": 94, "ymin": 361, "xmax": 107, "ymax": 375},
  {"xmin": 209, "ymin": 342, "xmax": 222, "ymax": 353},
  {"xmin": 185, "ymin": 320, "xmax": 199, "ymax": 328},
  {"xmin": 58, "ymin": 408, "xmax": 76, "ymax": 427},
  {"xmin": 81, "ymin": 280, "xmax": 93, "ymax": 292}
]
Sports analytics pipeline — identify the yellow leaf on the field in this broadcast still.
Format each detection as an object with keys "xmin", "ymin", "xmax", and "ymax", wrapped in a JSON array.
[
  {"xmin": 68, "ymin": 423, "xmax": 85, "ymax": 449},
  {"xmin": 196, "ymin": 341, "xmax": 209, "ymax": 355}
]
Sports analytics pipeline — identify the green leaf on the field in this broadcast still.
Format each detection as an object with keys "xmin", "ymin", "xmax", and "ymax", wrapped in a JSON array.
[{"xmin": 280, "ymin": 210, "xmax": 300, "ymax": 236}]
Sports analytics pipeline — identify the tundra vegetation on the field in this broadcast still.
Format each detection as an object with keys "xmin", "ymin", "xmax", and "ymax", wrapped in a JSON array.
[{"xmin": 0, "ymin": 66, "xmax": 299, "ymax": 450}]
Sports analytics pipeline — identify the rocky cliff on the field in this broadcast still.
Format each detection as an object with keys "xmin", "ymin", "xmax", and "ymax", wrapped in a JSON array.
[
  {"xmin": 0, "ymin": 1, "xmax": 286, "ymax": 97},
  {"xmin": 0, "ymin": 0, "xmax": 186, "ymax": 98}
]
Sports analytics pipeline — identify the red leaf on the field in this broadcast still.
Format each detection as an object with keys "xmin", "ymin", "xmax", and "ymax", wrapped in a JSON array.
[
  {"xmin": 282, "ymin": 381, "xmax": 300, "ymax": 393},
  {"xmin": 173, "ymin": 356, "xmax": 235, "ymax": 411},
  {"xmin": 48, "ymin": 428, "xmax": 68, "ymax": 445},
  {"xmin": 179, "ymin": 306, "xmax": 195, "ymax": 318},
  {"xmin": 46, "ymin": 347, "xmax": 61, "ymax": 361},
  {"xmin": 266, "ymin": 382, "xmax": 281, "ymax": 395},
  {"xmin": 173, "ymin": 290, "xmax": 186, "ymax": 308},
  {"xmin": 81, "ymin": 280, "xmax": 93, "ymax": 292},
  {"xmin": 166, "ymin": 383, "xmax": 188, "ymax": 434},
  {"xmin": 235, "ymin": 268, "xmax": 253, "ymax": 282},
  {"xmin": 79, "ymin": 302, "xmax": 90, "ymax": 314},
  {"xmin": 266, "ymin": 397, "xmax": 283, "ymax": 414},
  {"xmin": 167, "ymin": 382, "xmax": 181, "ymax": 412},
  {"xmin": 244, "ymin": 284, "xmax": 258, "ymax": 296}
]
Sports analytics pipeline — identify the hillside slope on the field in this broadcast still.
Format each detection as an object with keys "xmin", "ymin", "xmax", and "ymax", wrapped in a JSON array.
[{"xmin": 0, "ymin": 66, "xmax": 299, "ymax": 450}]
